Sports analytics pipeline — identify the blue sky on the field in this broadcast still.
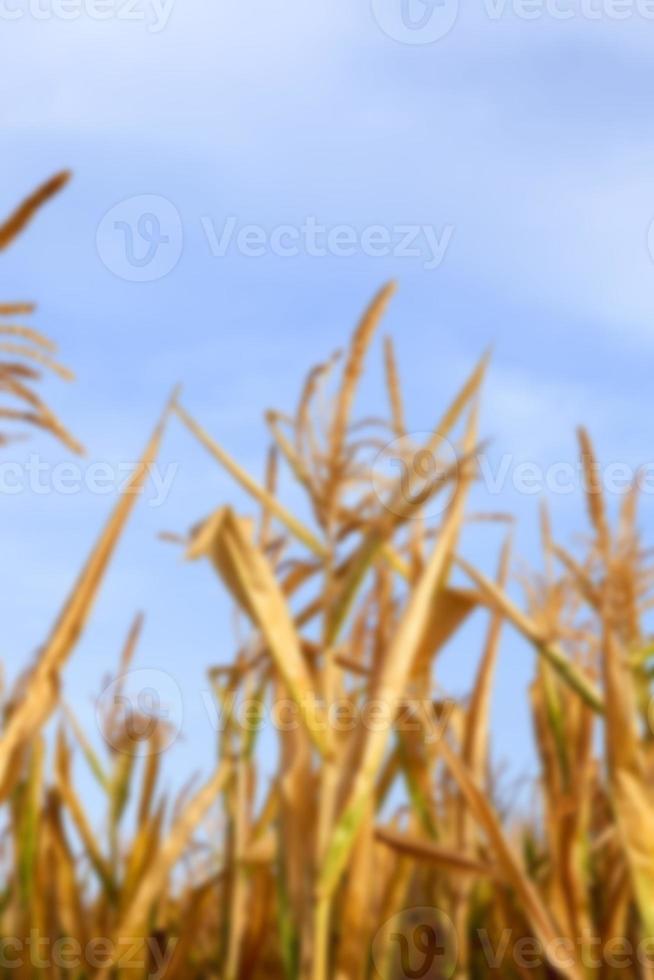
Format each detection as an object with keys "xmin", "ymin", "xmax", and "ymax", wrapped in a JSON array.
[{"xmin": 3, "ymin": 0, "xmax": 654, "ymax": 807}]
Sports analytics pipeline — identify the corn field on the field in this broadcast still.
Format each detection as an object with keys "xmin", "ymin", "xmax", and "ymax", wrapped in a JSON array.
[{"xmin": 1, "ymin": 175, "xmax": 654, "ymax": 980}]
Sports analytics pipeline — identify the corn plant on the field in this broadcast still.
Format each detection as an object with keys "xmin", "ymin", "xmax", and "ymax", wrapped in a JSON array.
[{"xmin": 2, "ymin": 180, "xmax": 654, "ymax": 979}]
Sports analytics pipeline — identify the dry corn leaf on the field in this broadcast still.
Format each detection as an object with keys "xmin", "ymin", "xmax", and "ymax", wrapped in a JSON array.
[
  {"xmin": 0, "ymin": 399, "xmax": 172, "ymax": 799},
  {"xmin": 0, "ymin": 171, "xmax": 71, "ymax": 250},
  {"xmin": 187, "ymin": 506, "xmax": 328, "ymax": 754}
]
